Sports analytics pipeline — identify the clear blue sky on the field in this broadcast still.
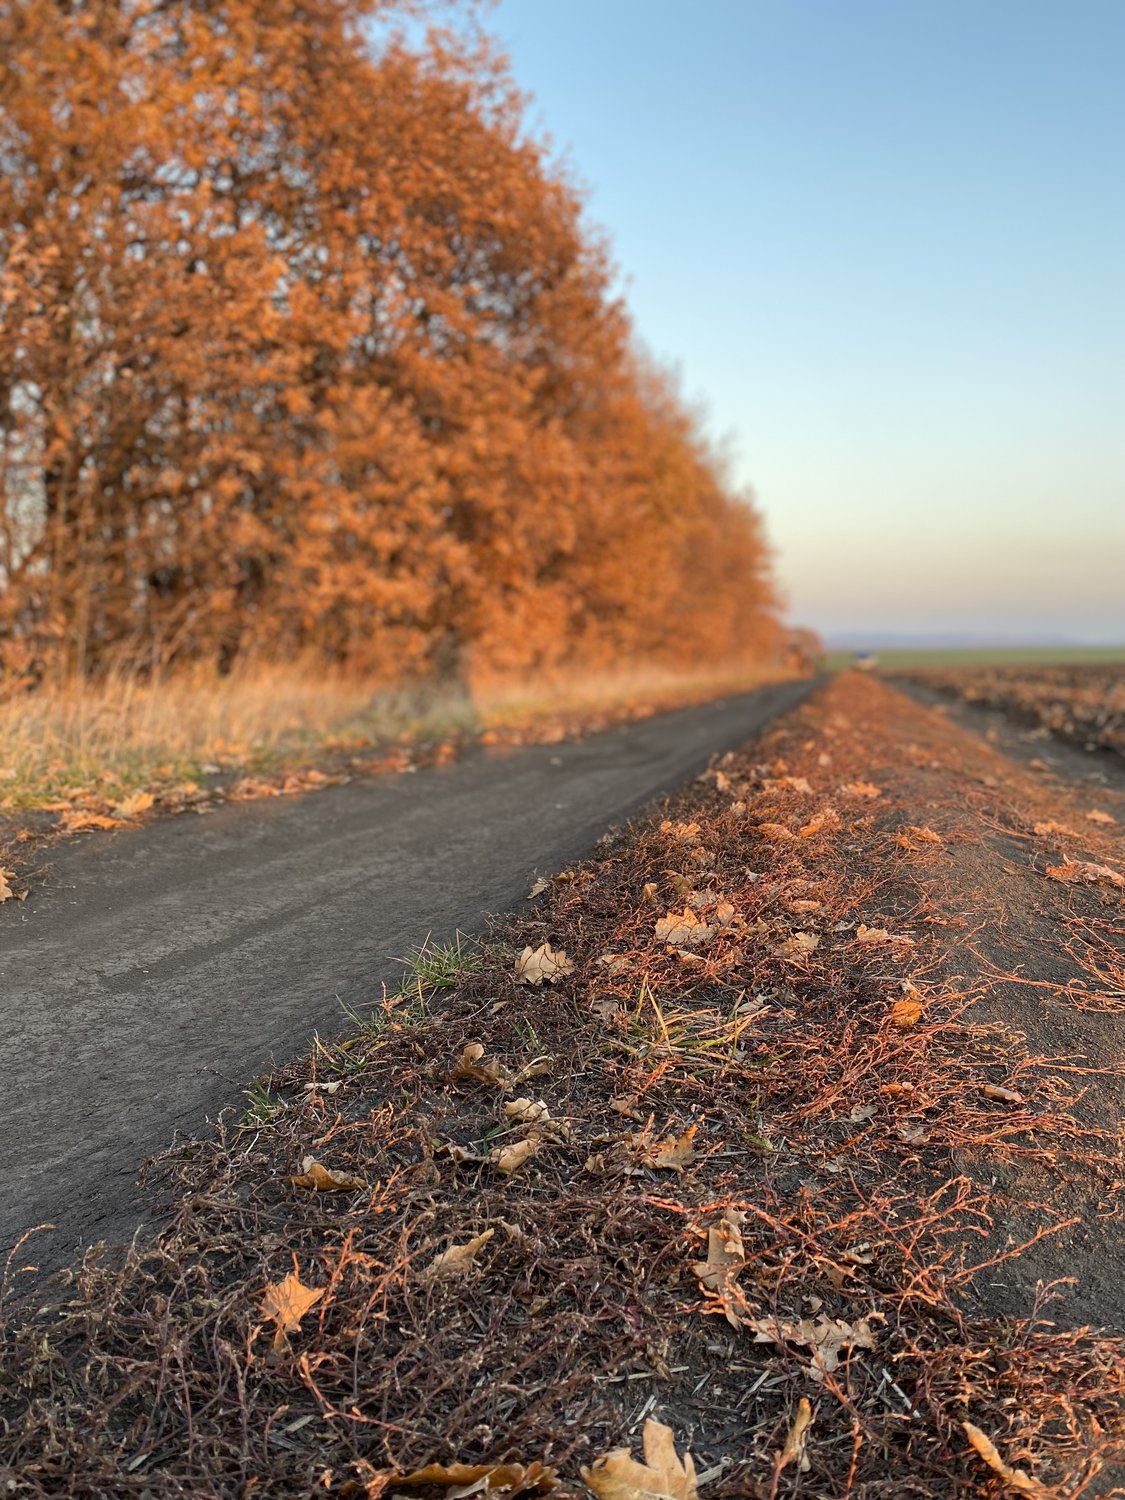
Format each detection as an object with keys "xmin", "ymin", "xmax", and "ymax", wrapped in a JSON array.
[{"xmin": 491, "ymin": 0, "xmax": 1125, "ymax": 644}]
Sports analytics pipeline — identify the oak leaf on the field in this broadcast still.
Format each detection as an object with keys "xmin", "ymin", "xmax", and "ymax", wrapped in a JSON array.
[
  {"xmin": 59, "ymin": 810, "xmax": 122, "ymax": 833},
  {"xmin": 890, "ymin": 998, "xmax": 924, "ymax": 1027},
  {"xmin": 515, "ymin": 944, "xmax": 575, "ymax": 985},
  {"xmin": 418, "ymin": 1229, "xmax": 495, "ymax": 1283},
  {"xmin": 288, "ymin": 1156, "xmax": 367, "ymax": 1192},
  {"xmin": 113, "ymin": 791, "xmax": 155, "ymax": 819},
  {"xmin": 755, "ymin": 821, "xmax": 794, "ymax": 841},
  {"xmin": 841, "ymin": 781, "xmax": 882, "ymax": 798},
  {"xmin": 633, "ymin": 1123, "xmax": 698, "ymax": 1172},
  {"xmin": 654, "ymin": 909, "xmax": 713, "ymax": 949},
  {"xmin": 490, "ymin": 1137, "xmax": 539, "ymax": 1175},
  {"xmin": 1045, "ymin": 860, "xmax": 1124, "ymax": 889},
  {"xmin": 260, "ymin": 1262, "xmax": 323, "ymax": 1350},
  {"xmin": 452, "ymin": 1042, "xmax": 512, "ymax": 1089},
  {"xmin": 799, "ymin": 808, "xmax": 840, "ymax": 837},
  {"xmin": 748, "ymin": 1313, "xmax": 876, "ymax": 1381},
  {"xmin": 397, "ymin": 1462, "xmax": 557, "ymax": 1493},
  {"xmin": 692, "ymin": 1210, "xmax": 747, "ymax": 1328},
  {"xmin": 582, "ymin": 1418, "xmax": 697, "ymax": 1500},
  {"xmin": 776, "ymin": 931, "xmax": 819, "ymax": 960}
]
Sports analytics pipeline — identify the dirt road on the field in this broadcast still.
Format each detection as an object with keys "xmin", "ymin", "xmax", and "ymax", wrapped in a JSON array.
[{"xmin": 1, "ymin": 679, "xmax": 814, "ymax": 1271}]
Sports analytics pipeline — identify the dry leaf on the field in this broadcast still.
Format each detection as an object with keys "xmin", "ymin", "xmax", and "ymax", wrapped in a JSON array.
[
  {"xmin": 582, "ymin": 1418, "xmax": 697, "ymax": 1500},
  {"xmin": 748, "ymin": 1313, "xmax": 876, "ymax": 1381},
  {"xmin": 635, "ymin": 1123, "xmax": 698, "ymax": 1172},
  {"xmin": 756, "ymin": 821, "xmax": 795, "ymax": 841},
  {"xmin": 113, "ymin": 790, "xmax": 155, "ymax": 819},
  {"xmin": 288, "ymin": 1156, "xmax": 367, "ymax": 1192},
  {"xmin": 692, "ymin": 1210, "xmax": 747, "ymax": 1328},
  {"xmin": 640, "ymin": 881, "xmax": 659, "ymax": 904},
  {"xmin": 302, "ymin": 1080, "xmax": 342, "ymax": 1095},
  {"xmin": 59, "ymin": 810, "xmax": 122, "ymax": 832},
  {"xmin": 397, "ymin": 1460, "xmax": 557, "ymax": 1493},
  {"xmin": 515, "ymin": 943, "xmax": 575, "ymax": 986},
  {"xmin": 260, "ymin": 1261, "xmax": 323, "ymax": 1350},
  {"xmin": 528, "ymin": 876, "xmax": 551, "ymax": 898},
  {"xmin": 598, "ymin": 952, "xmax": 632, "ymax": 975},
  {"xmin": 799, "ymin": 808, "xmax": 840, "ymax": 837},
  {"xmin": 774, "ymin": 1398, "xmax": 813, "ymax": 1479},
  {"xmin": 856, "ymin": 924, "xmax": 913, "ymax": 945},
  {"xmin": 418, "ymin": 1229, "xmax": 495, "ymax": 1283},
  {"xmin": 490, "ymin": 1137, "xmax": 539, "ymax": 1175},
  {"xmin": 962, "ymin": 1421, "xmax": 1058, "ymax": 1498},
  {"xmin": 1045, "ymin": 860, "xmax": 1125, "ymax": 889},
  {"xmin": 660, "ymin": 819, "xmax": 703, "ymax": 846},
  {"xmin": 0, "ymin": 870, "xmax": 14, "ymax": 903},
  {"xmin": 1086, "ymin": 809, "xmax": 1116, "ymax": 825},
  {"xmin": 890, "ymin": 998, "xmax": 923, "ymax": 1028},
  {"xmin": 763, "ymin": 774, "xmax": 813, "ymax": 794},
  {"xmin": 790, "ymin": 898, "xmax": 821, "ymax": 912},
  {"xmin": 610, "ymin": 1094, "xmax": 644, "ymax": 1121},
  {"xmin": 452, "ymin": 1041, "xmax": 512, "ymax": 1089},
  {"xmin": 503, "ymin": 1097, "xmax": 552, "ymax": 1127},
  {"xmin": 1034, "ymin": 821, "xmax": 1076, "ymax": 837},
  {"xmin": 906, "ymin": 824, "xmax": 942, "ymax": 843},
  {"xmin": 776, "ymin": 931, "xmax": 819, "ymax": 960},
  {"xmin": 654, "ymin": 909, "xmax": 714, "ymax": 949},
  {"xmin": 982, "ymin": 1083, "xmax": 1024, "ymax": 1105},
  {"xmin": 841, "ymin": 781, "xmax": 882, "ymax": 799}
]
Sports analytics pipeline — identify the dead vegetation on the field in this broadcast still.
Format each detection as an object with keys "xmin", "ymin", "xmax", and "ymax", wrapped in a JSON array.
[
  {"xmin": 906, "ymin": 664, "xmax": 1125, "ymax": 760},
  {"xmin": 1, "ymin": 672, "xmax": 1123, "ymax": 1498}
]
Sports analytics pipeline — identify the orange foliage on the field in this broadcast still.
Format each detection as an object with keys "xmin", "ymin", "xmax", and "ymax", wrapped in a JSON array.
[{"xmin": 0, "ymin": 1, "xmax": 779, "ymax": 687}]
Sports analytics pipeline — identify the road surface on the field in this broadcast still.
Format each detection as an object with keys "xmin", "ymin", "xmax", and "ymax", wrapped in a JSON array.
[{"xmin": 1, "ymin": 679, "xmax": 815, "ymax": 1273}]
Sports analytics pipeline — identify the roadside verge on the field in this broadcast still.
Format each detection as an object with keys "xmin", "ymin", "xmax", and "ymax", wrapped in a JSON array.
[{"xmin": 3, "ymin": 672, "xmax": 1122, "ymax": 1498}]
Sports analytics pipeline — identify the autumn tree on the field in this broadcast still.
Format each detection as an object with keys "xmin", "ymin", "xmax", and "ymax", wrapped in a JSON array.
[{"xmin": 0, "ymin": 0, "xmax": 779, "ymax": 687}]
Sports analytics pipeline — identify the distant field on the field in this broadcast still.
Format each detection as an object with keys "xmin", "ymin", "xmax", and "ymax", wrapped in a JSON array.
[{"xmin": 825, "ymin": 645, "xmax": 1125, "ymax": 671}]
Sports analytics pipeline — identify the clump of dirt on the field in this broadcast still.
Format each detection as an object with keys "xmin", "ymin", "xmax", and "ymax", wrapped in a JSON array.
[{"xmin": 2, "ymin": 672, "xmax": 1122, "ymax": 1498}]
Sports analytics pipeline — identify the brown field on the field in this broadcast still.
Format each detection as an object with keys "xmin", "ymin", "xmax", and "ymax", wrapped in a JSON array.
[{"xmin": 901, "ymin": 663, "xmax": 1125, "ymax": 758}]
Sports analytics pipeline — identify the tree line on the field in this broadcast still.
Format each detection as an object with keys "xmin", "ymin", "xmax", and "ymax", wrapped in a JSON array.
[{"xmin": 0, "ymin": 0, "xmax": 779, "ymax": 686}]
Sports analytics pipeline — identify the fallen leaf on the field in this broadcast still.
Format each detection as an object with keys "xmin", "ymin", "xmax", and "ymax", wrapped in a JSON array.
[
  {"xmin": 397, "ymin": 1461, "xmax": 557, "ymax": 1493},
  {"xmin": 790, "ymin": 898, "xmax": 821, "ymax": 912},
  {"xmin": 799, "ymin": 808, "xmax": 840, "ymax": 838},
  {"xmin": 260, "ymin": 1261, "xmax": 323, "ymax": 1350},
  {"xmin": 58, "ymin": 810, "xmax": 122, "ymax": 833},
  {"xmin": 635, "ymin": 1123, "xmax": 698, "ymax": 1172},
  {"xmin": 302, "ymin": 1080, "xmax": 342, "ymax": 1095},
  {"xmin": 641, "ymin": 882, "xmax": 659, "ymax": 904},
  {"xmin": 890, "ymin": 998, "xmax": 924, "ymax": 1028},
  {"xmin": 762, "ymin": 775, "xmax": 813, "ymax": 794},
  {"xmin": 748, "ymin": 1313, "xmax": 876, "ymax": 1381},
  {"xmin": 490, "ymin": 1137, "xmax": 539, "ymax": 1175},
  {"xmin": 1086, "ymin": 809, "xmax": 1116, "ymax": 825},
  {"xmin": 0, "ymin": 871, "xmax": 14, "ymax": 903},
  {"xmin": 1045, "ymin": 860, "xmax": 1125, "ymax": 890},
  {"xmin": 660, "ymin": 819, "xmax": 703, "ymax": 846},
  {"xmin": 982, "ymin": 1084, "xmax": 1024, "ymax": 1105},
  {"xmin": 776, "ymin": 931, "xmax": 819, "ymax": 960},
  {"xmin": 503, "ymin": 1097, "xmax": 552, "ymax": 1127},
  {"xmin": 1034, "ymin": 821, "xmax": 1076, "ymax": 837},
  {"xmin": 841, "ymin": 781, "xmax": 882, "ymax": 799},
  {"xmin": 655, "ymin": 909, "xmax": 714, "ymax": 949},
  {"xmin": 582, "ymin": 1418, "xmax": 697, "ymax": 1500},
  {"xmin": 906, "ymin": 824, "xmax": 942, "ymax": 843},
  {"xmin": 288, "ymin": 1156, "xmax": 367, "ymax": 1192},
  {"xmin": 756, "ymin": 821, "xmax": 795, "ymax": 841},
  {"xmin": 452, "ymin": 1041, "xmax": 512, "ymax": 1089},
  {"xmin": 692, "ymin": 1210, "xmax": 747, "ymax": 1328},
  {"xmin": 962, "ymin": 1422, "xmax": 1058, "ymax": 1499},
  {"xmin": 113, "ymin": 790, "xmax": 155, "ymax": 819},
  {"xmin": 418, "ymin": 1229, "xmax": 495, "ymax": 1283},
  {"xmin": 597, "ymin": 952, "xmax": 632, "ymax": 975},
  {"xmin": 897, "ymin": 1122, "xmax": 930, "ymax": 1145},
  {"xmin": 855, "ymin": 924, "xmax": 913, "ymax": 946},
  {"xmin": 515, "ymin": 944, "xmax": 575, "ymax": 986},
  {"xmin": 528, "ymin": 876, "xmax": 551, "ymax": 898},
  {"xmin": 610, "ymin": 1094, "xmax": 644, "ymax": 1121},
  {"xmin": 774, "ymin": 1399, "xmax": 813, "ymax": 1481}
]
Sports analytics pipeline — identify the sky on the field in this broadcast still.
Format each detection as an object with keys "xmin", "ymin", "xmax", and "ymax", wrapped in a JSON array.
[{"xmin": 490, "ymin": 0, "xmax": 1125, "ymax": 645}]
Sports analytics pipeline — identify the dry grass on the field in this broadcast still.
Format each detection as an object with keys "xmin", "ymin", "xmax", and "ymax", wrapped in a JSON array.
[{"xmin": 0, "ymin": 659, "xmax": 786, "ymax": 812}]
